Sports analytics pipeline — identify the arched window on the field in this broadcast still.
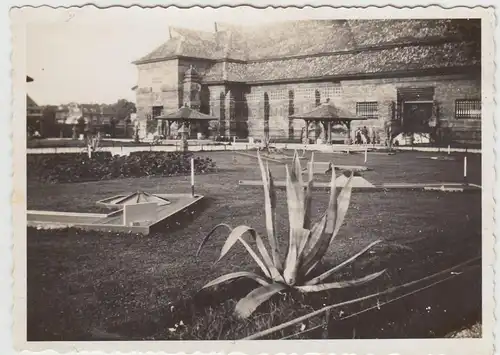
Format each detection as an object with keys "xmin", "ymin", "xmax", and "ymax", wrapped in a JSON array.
[
  {"xmin": 264, "ymin": 92, "xmax": 270, "ymax": 139},
  {"xmin": 315, "ymin": 89, "xmax": 321, "ymax": 107},
  {"xmin": 288, "ymin": 90, "xmax": 295, "ymax": 139},
  {"xmin": 219, "ymin": 92, "xmax": 226, "ymax": 136}
]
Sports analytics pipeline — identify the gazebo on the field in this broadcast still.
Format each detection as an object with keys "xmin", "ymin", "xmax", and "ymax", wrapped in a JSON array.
[
  {"xmin": 155, "ymin": 106, "xmax": 219, "ymax": 139},
  {"xmin": 289, "ymin": 102, "xmax": 366, "ymax": 144}
]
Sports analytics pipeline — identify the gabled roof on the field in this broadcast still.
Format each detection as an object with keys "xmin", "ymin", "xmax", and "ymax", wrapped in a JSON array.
[
  {"xmin": 290, "ymin": 103, "xmax": 363, "ymax": 121},
  {"xmin": 156, "ymin": 106, "xmax": 219, "ymax": 120},
  {"xmin": 134, "ymin": 19, "xmax": 480, "ymax": 84},
  {"xmin": 27, "ymin": 95, "xmax": 39, "ymax": 108},
  {"xmin": 135, "ymin": 19, "xmax": 478, "ymax": 64}
]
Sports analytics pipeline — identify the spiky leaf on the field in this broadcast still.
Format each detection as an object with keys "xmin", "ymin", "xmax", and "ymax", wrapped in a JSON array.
[
  {"xmin": 217, "ymin": 225, "xmax": 271, "ymax": 278},
  {"xmin": 196, "ymin": 223, "xmax": 233, "ymax": 258},
  {"xmin": 235, "ymin": 283, "xmax": 287, "ymax": 319},
  {"xmin": 301, "ymin": 168, "xmax": 338, "ymax": 270},
  {"xmin": 305, "ymin": 239, "xmax": 383, "ymax": 285},
  {"xmin": 296, "ymin": 269, "xmax": 386, "ymax": 293},
  {"xmin": 202, "ymin": 272, "xmax": 270, "ymax": 289},
  {"xmin": 332, "ymin": 172, "xmax": 355, "ymax": 237},
  {"xmin": 303, "ymin": 152, "xmax": 315, "ymax": 230},
  {"xmin": 257, "ymin": 152, "xmax": 281, "ymax": 270},
  {"xmin": 283, "ymin": 163, "xmax": 309, "ymax": 285}
]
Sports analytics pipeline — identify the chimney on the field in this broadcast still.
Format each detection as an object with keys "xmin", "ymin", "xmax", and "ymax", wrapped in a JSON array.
[
  {"xmin": 214, "ymin": 22, "xmax": 218, "ymax": 32},
  {"xmin": 168, "ymin": 27, "xmax": 172, "ymax": 39}
]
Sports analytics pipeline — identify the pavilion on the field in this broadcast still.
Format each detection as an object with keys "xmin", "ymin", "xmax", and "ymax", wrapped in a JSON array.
[
  {"xmin": 155, "ymin": 106, "xmax": 219, "ymax": 139},
  {"xmin": 289, "ymin": 102, "xmax": 366, "ymax": 144}
]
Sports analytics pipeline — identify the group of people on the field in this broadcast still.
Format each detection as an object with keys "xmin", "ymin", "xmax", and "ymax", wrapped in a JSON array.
[{"xmin": 354, "ymin": 126, "xmax": 376, "ymax": 145}]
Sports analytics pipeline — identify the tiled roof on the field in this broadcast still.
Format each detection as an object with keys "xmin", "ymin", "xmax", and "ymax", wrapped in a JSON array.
[
  {"xmin": 240, "ymin": 42, "xmax": 479, "ymax": 83},
  {"xmin": 27, "ymin": 95, "xmax": 39, "ymax": 108},
  {"xmin": 290, "ymin": 103, "xmax": 363, "ymax": 120},
  {"xmin": 135, "ymin": 19, "xmax": 480, "ymax": 83},
  {"xmin": 157, "ymin": 106, "xmax": 218, "ymax": 120},
  {"xmin": 220, "ymin": 20, "xmax": 356, "ymax": 60},
  {"xmin": 348, "ymin": 19, "xmax": 461, "ymax": 47}
]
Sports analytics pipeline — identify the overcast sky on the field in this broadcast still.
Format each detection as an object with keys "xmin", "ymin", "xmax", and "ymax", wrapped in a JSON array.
[
  {"xmin": 25, "ymin": 6, "xmax": 335, "ymax": 106},
  {"xmin": 23, "ymin": 6, "xmax": 475, "ymax": 106}
]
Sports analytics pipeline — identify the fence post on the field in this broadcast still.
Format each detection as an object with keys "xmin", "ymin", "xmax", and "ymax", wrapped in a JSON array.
[{"xmin": 323, "ymin": 309, "xmax": 331, "ymax": 338}]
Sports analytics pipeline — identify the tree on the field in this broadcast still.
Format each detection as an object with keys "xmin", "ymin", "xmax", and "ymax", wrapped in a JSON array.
[
  {"xmin": 41, "ymin": 105, "xmax": 58, "ymax": 137},
  {"xmin": 112, "ymin": 99, "xmax": 136, "ymax": 122},
  {"xmin": 109, "ymin": 117, "xmax": 117, "ymax": 138},
  {"xmin": 77, "ymin": 116, "xmax": 86, "ymax": 136}
]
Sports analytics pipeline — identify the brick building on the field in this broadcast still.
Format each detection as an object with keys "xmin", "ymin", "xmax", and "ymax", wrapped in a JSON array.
[{"xmin": 133, "ymin": 19, "xmax": 481, "ymax": 144}]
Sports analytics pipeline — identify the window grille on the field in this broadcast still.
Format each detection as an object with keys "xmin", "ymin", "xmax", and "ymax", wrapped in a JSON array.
[
  {"xmin": 356, "ymin": 102, "xmax": 379, "ymax": 118},
  {"xmin": 455, "ymin": 99, "xmax": 481, "ymax": 119},
  {"xmin": 321, "ymin": 86, "xmax": 342, "ymax": 98},
  {"xmin": 295, "ymin": 88, "xmax": 315, "ymax": 100}
]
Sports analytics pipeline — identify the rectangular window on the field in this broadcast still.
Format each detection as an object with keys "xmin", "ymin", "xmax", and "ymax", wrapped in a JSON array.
[
  {"xmin": 356, "ymin": 101, "xmax": 379, "ymax": 119},
  {"xmin": 455, "ymin": 99, "xmax": 481, "ymax": 119},
  {"xmin": 152, "ymin": 106, "xmax": 163, "ymax": 118}
]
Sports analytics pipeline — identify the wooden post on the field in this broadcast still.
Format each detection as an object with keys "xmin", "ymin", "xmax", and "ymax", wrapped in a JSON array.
[
  {"xmin": 191, "ymin": 157, "xmax": 195, "ymax": 197},
  {"xmin": 304, "ymin": 120, "xmax": 309, "ymax": 144},
  {"xmin": 464, "ymin": 156, "xmax": 468, "ymax": 184}
]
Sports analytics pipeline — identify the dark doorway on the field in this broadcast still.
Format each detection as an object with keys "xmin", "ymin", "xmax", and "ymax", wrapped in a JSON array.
[
  {"xmin": 402, "ymin": 102, "xmax": 433, "ymax": 133},
  {"xmin": 264, "ymin": 92, "xmax": 270, "ymax": 140},
  {"xmin": 152, "ymin": 106, "xmax": 163, "ymax": 118}
]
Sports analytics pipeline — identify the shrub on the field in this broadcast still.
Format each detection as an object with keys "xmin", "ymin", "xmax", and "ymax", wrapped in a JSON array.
[
  {"xmin": 197, "ymin": 151, "xmax": 384, "ymax": 319},
  {"xmin": 27, "ymin": 151, "xmax": 217, "ymax": 183}
]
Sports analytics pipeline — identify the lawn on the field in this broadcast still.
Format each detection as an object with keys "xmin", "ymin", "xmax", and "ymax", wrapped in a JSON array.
[{"xmin": 26, "ymin": 150, "xmax": 482, "ymax": 340}]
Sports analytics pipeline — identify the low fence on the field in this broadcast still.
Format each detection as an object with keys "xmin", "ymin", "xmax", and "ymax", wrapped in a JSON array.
[
  {"xmin": 243, "ymin": 257, "xmax": 480, "ymax": 340},
  {"xmin": 26, "ymin": 143, "xmax": 481, "ymax": 155}
]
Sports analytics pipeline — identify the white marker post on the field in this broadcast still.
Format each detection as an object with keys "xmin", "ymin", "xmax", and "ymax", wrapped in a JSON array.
[
  {"xmin": 448, "ymin": 145, "xmax": 451, "ymax": 155},
  {"xmin": 463, "ymin": 156, "xmax": 468, "ymax": 184},
  {"xmin": 364, "ymin": 147, "xmax": 368, "ymax": 164},
  {"xmin": 191, "ymin": 157, "xmax": 195, "ymax": 197}
]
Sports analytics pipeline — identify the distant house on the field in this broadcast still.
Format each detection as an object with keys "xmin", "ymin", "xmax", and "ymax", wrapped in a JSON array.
[{"xmin": 26, "ymin": 76, "xmax": 43, "ymax": 136}]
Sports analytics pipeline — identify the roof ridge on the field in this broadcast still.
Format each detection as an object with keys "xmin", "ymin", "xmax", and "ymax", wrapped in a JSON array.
[{"xmin": 169, "ymin": 26, "xmax": 216, "ymax": 37}]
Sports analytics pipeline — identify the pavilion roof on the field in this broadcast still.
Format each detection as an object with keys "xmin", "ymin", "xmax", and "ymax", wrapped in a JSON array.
[
  {"xmin": 156, "ymin": 106, "xmax": 219, "ymax": 121},
  {"xmin": 289, "ymin": 103, "xmax": 365, "ymax": 121}
]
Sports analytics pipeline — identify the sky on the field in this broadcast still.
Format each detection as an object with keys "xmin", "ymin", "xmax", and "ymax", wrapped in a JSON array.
[
  {"xmin": 23, "ymin": 6, "xmax": 473, "ymax": 106},
  {"xmin": 24, "ymin": 6, "xmax": 334, "ymax": 106}
]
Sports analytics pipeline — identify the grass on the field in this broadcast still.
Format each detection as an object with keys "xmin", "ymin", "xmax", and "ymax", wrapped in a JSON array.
[{"xmin": 26, "ymin": 150, "xmax": 482, "ymax": 340}]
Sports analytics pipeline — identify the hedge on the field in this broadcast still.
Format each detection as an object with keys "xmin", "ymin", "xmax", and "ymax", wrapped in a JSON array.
[{"xmin": 27, "ymin": 151, "xmax": 217, "ymax": 183}]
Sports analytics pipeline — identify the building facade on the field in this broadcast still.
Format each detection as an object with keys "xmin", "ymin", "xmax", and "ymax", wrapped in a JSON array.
[
  {"xmin": 26, "ymin": 76, "xmax": 43, "ymax": 136},
  {"xmin": 133, "ymin": 19, "xmax": 481, "ymax": 144}
]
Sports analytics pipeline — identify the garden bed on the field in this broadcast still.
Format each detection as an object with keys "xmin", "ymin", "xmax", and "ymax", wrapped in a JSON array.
[{"xmin": 27, "ymin": 151, "xmax": 217, "ymax": 183}]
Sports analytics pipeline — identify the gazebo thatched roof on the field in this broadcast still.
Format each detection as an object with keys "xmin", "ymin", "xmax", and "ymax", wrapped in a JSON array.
[
  {"xmin": 156, "ymin": 106, "xmax": 219, "ymax": 121},
  {"xmin": 289, "ymin": 103, "xmax": 365, "ymax": 122}
]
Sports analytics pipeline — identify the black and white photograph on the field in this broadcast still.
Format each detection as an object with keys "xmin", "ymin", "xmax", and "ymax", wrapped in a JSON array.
[{"xmin": 10, "ymin": 4, "xmax": 495, "ymax": 354}]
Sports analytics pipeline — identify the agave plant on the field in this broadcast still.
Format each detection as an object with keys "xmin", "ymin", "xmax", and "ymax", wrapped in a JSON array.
[{"xmin": 196, "ymin": 151, "xmax": 385, "ymax": 319}]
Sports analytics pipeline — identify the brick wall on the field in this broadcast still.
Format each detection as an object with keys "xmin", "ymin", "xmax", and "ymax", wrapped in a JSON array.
[
  {"xmin": 243, "ymin": 73, "xmax": 481, "ymax": 144},
  {"xmin": 135, "ymin": 60, "xmax": 481, "ymax": 144},
  {"xmin": 245, "ymin": 82, "xmax": 345, "ymax": 140},
  {"xmin": 342, "ymin": 74, "xmax": 481, "ymax": 143},
  {"xmin": 135, "ymin": 60, "xmax": 180, "ymax": 137}
]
